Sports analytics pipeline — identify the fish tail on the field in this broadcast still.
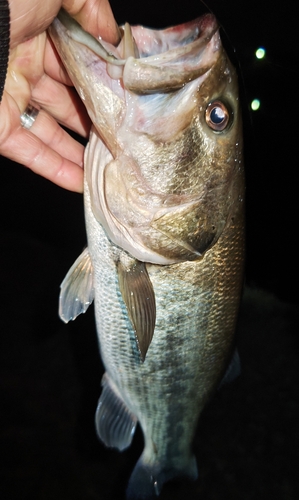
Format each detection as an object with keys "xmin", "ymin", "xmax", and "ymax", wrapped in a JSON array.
[{"xmin": 126, "ymin": 454, "xmax": 198, "ymax": 500}]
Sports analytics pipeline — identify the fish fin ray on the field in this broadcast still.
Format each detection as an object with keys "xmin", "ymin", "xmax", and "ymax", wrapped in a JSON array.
[
  {"xmin": 117, "ymin": 257, "xmax": 156, "ymax": 361},
  {"xmin": 95, "ymin": 374, "xmax": 137, "ymax": 451},
  {"xmin": 59, "ymin": 247, "xmax": 94, "ymax": 323},
  {"xmin": 126, "ymin": 454, "xmax": 198, "ymax": 499}
]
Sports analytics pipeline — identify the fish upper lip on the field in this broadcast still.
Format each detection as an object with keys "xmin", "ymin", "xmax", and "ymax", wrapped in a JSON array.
[
  {"xmin": 53, "ymin": 10, "xmax": 221, "ymax": 94},
  {"xmin": 124, "ymin": 14, "xmax": 219, "ymax": 65},
  {"xmin": 56, "ymin": 9, "xmax": 219, "ymax": 67}
]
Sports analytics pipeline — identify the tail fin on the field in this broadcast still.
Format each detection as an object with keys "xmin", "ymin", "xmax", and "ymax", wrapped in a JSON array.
[{"xmin": 126, "ymin": 454, "xmax": 197, "ymax": 500}]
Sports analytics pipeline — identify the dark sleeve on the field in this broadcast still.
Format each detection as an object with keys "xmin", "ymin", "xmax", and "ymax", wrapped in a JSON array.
[{"xmin": 0, "ymin": 0, "xmax": 10, "ymax": 103}]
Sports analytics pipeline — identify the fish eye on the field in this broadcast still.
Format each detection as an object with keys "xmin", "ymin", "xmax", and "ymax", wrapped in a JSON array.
[{"xmin": 205, "ymin": 100, "xmax": 231, "ymax": 132}]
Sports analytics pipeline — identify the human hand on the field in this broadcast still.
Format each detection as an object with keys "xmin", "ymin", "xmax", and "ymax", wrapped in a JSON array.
[{"xmin": 0, "ymin": 0, "xmax": 119, "ymax": 192}]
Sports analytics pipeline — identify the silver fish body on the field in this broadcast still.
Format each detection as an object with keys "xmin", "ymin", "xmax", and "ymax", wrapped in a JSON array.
[{"xmin": 49, "ymin": 10, "xmax": 244, "ymax": 499}]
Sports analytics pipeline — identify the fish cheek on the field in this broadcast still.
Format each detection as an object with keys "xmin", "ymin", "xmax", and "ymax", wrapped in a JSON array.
[{"xmin": 103, "ymin": 155, "xmax": 153, "ymax": 229}]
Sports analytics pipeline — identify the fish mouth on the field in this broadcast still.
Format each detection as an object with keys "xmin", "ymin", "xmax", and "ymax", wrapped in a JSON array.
[{"xmin": 55, "ymin": 9, "xmax": 219, "ymax": 94}]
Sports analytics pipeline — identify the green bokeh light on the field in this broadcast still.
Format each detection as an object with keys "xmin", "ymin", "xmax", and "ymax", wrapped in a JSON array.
[
  {"xmin": 256, "ymin": 47, "xmax": 266, "ymax": 59},
  {"xmin": 251, "ymin": 99, "xmax": 260, "ymax": 111}
]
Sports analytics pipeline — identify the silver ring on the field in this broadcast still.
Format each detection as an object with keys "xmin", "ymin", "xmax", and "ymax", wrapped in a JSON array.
[{"xmin": 20, "ymin": 104, "xmax": 40, "ymax": 130}]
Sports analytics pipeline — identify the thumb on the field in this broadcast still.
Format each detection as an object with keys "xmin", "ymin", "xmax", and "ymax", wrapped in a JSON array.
[{"xmin": 62, "ymin": 0, "xmax": 121, "ymax": 45}]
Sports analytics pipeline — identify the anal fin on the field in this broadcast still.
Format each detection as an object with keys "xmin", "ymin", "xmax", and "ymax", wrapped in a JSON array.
[{"xmin": 95, "ymin": 374, "xmax": 137, "ymax": 451}]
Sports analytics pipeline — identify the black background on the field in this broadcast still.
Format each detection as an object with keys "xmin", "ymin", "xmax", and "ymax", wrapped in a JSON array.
[{"xmin": 0, "ymin": 1, "xmax": 298, "ymax": 499}]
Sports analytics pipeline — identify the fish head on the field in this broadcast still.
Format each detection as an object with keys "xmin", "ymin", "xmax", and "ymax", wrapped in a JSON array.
[{"xmin": 49, "ymin": 11, "xmax": 244, "ymax": 264}]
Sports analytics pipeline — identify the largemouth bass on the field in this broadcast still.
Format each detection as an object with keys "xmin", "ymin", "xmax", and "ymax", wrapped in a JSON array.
[{"xmin": 49, "ymin": 9, "xmax": 244, "ymax": 499}]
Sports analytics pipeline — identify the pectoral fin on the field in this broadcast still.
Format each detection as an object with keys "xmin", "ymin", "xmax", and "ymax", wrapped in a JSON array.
[
  {"xmin": 95, "ymin": 374, "xmax": 137, "ymax": 451},
  {"xmin": 59, "ymin": 247, "xmax": 94, "ymax": 323},
  {"xmin": 117, "ymin": 256, "xmax": 156, "ymax": 361}
]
